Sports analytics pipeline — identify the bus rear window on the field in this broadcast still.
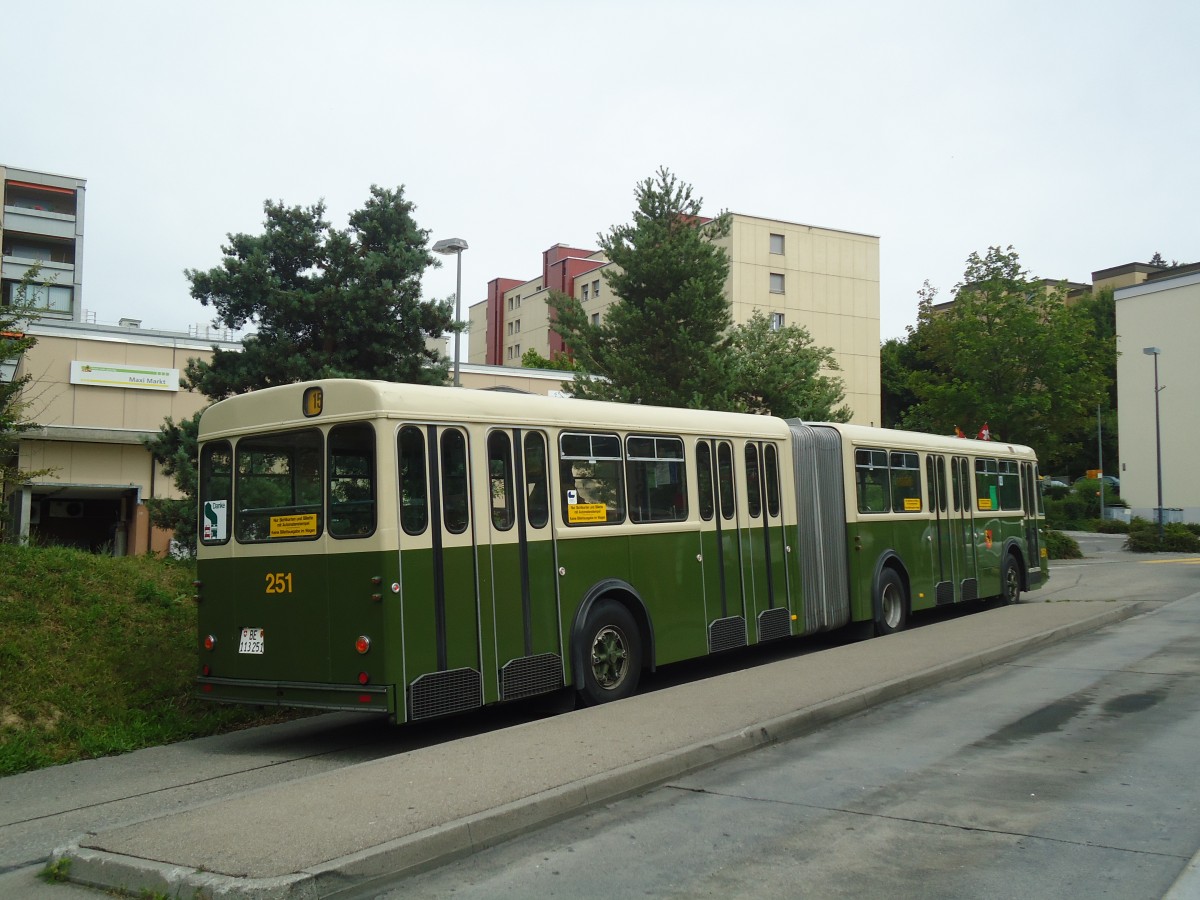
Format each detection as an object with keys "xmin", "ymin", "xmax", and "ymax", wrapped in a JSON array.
[
  {"xmin": 199, "ymin": 441, "xmax": 232, "ymax": 545},
  {"xmin": 235, "ymin": 429, "xmax": 323, "ymax": 542},
  {"xmin": 329, "ymin": 423, "xmax": 376, "ymax": 538}
]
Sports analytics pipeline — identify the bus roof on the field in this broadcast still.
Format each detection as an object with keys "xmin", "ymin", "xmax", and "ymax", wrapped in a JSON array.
[{"xmin": 198, "ymin": 379, "xmax": 792, "ymax": 441}]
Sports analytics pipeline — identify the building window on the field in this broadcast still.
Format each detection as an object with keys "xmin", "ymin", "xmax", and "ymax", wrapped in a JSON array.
[
  {"xmin": 514, "ymin": 294, "xmax": 522, "ymax": 308},
  {"xmin": 770, "ymin": 312, "xmax": 784, "ymax": 331},
  {"xmin": 4, "ymin": 280, "xmax": 72, "ymax": 313},
  {"xmin": 513, "ymin": 319, "xmax": 520, "ymax": 333},
  {"xmin": 591, "ymin": 313, "xmax": 600, "ymax": 326},
  {"xmin": 506, "ymin": 322, "xmax": 513, "ymax": 335},
  {"xmin": 769, "ymin": 273, "xmax": 785, "ymax": 294},
  {"xmin": 507, "ymin": 297, "xmax": 514, "ymax": 311},
  {"xmin": 592, "ymin": 279, "xmax": 600, "ymax": 296},
  {"xmin": 582, "ymin": 284, "xmax": 589, "ymax": 300},
  {"xmin": 769, "ymin": 233, "xmax": 784, "ymax": 255}
]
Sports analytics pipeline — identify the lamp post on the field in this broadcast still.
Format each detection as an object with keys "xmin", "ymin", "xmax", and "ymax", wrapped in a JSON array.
[
  {"xmin": 432, "ymin": 237, "xmax": 469, "ymax": 387},
  {"xmin": 1142, "ymin": 347, "xmax": 1164, "ymax": 542}
]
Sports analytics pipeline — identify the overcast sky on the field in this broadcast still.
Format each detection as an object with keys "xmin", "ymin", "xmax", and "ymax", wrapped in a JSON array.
[{"xmin": 8, "ymin": 0, "xmax": 1197, "ymax": 348}]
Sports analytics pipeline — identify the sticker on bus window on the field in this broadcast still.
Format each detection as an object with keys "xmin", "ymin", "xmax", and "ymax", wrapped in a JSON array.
[
  {"xmin": 978, "ymin": 498, "xmax": 993, "ymax": 511},
  {"xmin": 567, "ymin": 489, "xmax": 578, "ymax": 505},
  {"xmin": 903, "ymin": 497, "xmax": 921, "ymax": 511},
  {"xmin": 203, "ymin": 500, "xmax": 227, "ymax": 542},
  {"xmin": 567, "ymin": 503, "xmax": 607, "ymax": 523},
  {"xmin": 270, "ymin": 513, "xmax": 318, "ymax": 538}
]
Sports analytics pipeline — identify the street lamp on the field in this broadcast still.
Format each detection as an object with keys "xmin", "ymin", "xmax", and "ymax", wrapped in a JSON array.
[
  {"xmin": 432, "ymin": 237, "xmax": 469, "ymax": 387},
  {"xmin": 1142, "ymin": 347, "xmax": 1164, "ymax": 542}
]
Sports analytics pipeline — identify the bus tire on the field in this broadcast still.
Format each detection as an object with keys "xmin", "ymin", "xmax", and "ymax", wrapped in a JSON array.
[
  {"xmin": 874, "ymin": 568, "xmax": 908, "ymax": 636},
  {"xmin": 578, "ymin": 599, "xmax": 642, "ymax": 706},
  {"xmin": 1000, "ymin": 553, "xmax": 1022, "ymax": 606}
]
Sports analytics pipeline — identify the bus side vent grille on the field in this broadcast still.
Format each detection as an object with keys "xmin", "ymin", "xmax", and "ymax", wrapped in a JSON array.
[
  {"xmin": 709, "ymin": 616, "xmax": 747, "ymax": 653},
  {"xmin": 500, "ymin": 653, "xmax": 563, "ymax": 701},
  {"xmin": 960, "ymin": 578, "xmax": 978, "ymax": 603},
  {"xmin": 935, "ymin": 581, "xmax": 954, "ymax": 605},
  {"xmin": 757, "ymin": 607, "xmax": 792, "ymax": 643},
  {"xmin": 409, "ymin": 668, "xmax": 482, "ymax": 721}
]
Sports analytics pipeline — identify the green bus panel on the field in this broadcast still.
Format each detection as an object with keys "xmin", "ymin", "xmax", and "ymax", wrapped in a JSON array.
[
  {"xmin": 441, "ymin": 544, "xmax": 480, "ymax": 673},
  {"xmin": 555, "ymin": 532, "xmax": 631, "ymax": 684},
  {"xmin": 397, "ymin": 546, "xmax": 440, "ymax": 682},
  {"xmin": 473, "ymin": 543, "xmax": 501, "ymax": 706},
  {"xmin": 627, "ymin": 529, "xmax": 708, "ymax": 665}
]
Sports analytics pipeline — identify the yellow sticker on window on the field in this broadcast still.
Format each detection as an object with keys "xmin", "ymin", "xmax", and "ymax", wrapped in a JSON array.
[
  {"xmin": 270, "ymin": 513, "xmax": 318, "ymax": 537},
  {"xmin": 977, "ymin": 498, "xmax": 993, "ymax": 511},
  {"xmin": 567, "ymin": 503, "xmax": 608, "ymax": 524},
  {"xmin": 903, "ymin": 497, "xmax": 921, "ymax": 511}
]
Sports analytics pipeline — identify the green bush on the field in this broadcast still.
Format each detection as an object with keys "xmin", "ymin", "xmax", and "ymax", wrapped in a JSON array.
[
  {"xmin": 1044, "ymin": 493, "xmax": 1093, "ymax": 530},
  {"xmin": 1125, "ymin": 521, "xmax": 1200, "ymax": 553},
  {"xmin": 1044, "ymin": 529, "xmax": 1083, "ymax": 559},
  {"xmin": 1092, "ymin": 518, "xmax": 1130, "ymax": 534}
]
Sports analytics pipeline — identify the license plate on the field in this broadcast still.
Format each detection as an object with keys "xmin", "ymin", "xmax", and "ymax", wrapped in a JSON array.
[{"xmin": 238, "ymin": 627, "xmax": 265, "ymax": 654}]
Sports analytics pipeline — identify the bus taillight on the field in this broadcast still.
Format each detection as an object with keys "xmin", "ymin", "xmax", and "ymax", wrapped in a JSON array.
[
  {"xmin": 355, "ymin": 635, "xmax": 371, "ymax": 654},
  {"xmin": 358, "ymin": 671, "xmax": 370, "ymax": 685},
  {"xmin": 203, "ymin": 634, "xmax": 217, "ymax": 651}
]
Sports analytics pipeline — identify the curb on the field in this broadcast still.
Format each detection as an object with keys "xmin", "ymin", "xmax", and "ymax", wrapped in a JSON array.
[{"xmin": 55, "ymin": 602, "xmax": 1140, "ymax": 900}]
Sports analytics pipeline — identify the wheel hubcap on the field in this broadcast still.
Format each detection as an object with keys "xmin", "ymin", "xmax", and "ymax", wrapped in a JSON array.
[
  {"xmin": 590, "ymin": 625, "xmax": 628, "ymax": 690},
  {"xmin": 881, "ymin": 583, "xmax": 902, "ymax": 629}
]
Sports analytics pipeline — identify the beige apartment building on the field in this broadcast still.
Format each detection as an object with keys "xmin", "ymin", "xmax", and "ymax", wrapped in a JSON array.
[
  {"xmin": 1115, "ymin": 266, "xmax": 1200, "ymax": 524},
  {"xmin": 468, "ymin": 213, "xmax": 882, "ymax": 425},
  {"xmin": 5, "ymin": 320, "xmax": 241, "ymax": 553}
]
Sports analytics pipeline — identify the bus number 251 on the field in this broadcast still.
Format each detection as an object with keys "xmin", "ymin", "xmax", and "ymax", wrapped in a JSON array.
[{"xmin": 265, "ymin": 572, "xmax": 294, "ymax": 594}]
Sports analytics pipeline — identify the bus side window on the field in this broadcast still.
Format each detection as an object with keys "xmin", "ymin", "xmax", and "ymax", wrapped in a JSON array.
[
  {"xmin": 524, "ymin": 432, "xmax": 549, "ymax": 529},
  {"xmin": 855, "ymin": 448, "xmax": 889, "ymax": 513},
  {"xmin": 764, "ymin": 444, "xmax": 781, "ymax": 518},
  {"xmin": 975, "ymin": 458, "xmax": 999, "ymax": 511},
  {"xmin": 745, "ymin": 444, "xmax": 762, "ymax": 519},
  {"xmin": 441, "ymin": 429, "xmax": 470, "ymax": 534},
  {"xmin": 998, "ymin": 459, "xmax": 1021, "ymax": 510},
  {"xmin": 398, "ymin": 426, "xmax": 428, "ymax": 536},
  {"xmin": 717, "ymin": 441, "xmax": 735, "ymax": 520},
  {"xmin": 696, "ymin": 441, "xmax": 715, "ymax": 521},
  {"xmin": 890, "ymin": 451, "xmax": 921, "ymax": 513},
  {"xmin": 487, "ymin": 431, "xmax": 515, "ymax": 531}
]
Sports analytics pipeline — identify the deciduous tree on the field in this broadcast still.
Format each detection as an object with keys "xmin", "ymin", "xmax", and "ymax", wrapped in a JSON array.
[
  {"xmin": 899, "ymin": 246, "xmax": 1107, "ymax": 470},
  {"xmin": 727, "ymin": 311, "xmax": 850, "ymax": 421}
]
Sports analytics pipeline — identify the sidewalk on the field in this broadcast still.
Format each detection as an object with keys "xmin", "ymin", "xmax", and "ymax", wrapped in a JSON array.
[{"xmin": 56, "ymin": 600, "xmax": 1139, "ymax": 900}]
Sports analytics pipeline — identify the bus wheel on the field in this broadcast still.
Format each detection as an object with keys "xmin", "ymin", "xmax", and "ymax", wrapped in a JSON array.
[
  {"xmin": 579, "ymin": 600, "xmax": 642, "ymax": 706},
  {"xmin": 1001, "ymin": 553, "xmax": 1022, "ymax": 605},
  {"xmin": 874, "ymin": 568, "xmax": 908, "ymax": 636}
]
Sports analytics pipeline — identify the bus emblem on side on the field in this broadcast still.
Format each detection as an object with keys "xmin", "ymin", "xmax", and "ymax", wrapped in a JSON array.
[{"xmin": 303, "ymin": 387, "xmax": 323, "ymax": 418}]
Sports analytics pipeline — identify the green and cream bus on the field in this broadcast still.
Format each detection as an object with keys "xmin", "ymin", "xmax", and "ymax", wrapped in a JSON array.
[{"xmin": 194, "ymin": 379, "xmax": 1047, "ymax": 722}]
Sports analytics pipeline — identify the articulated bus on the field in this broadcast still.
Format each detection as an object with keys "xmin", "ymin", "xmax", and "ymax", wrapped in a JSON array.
[{"xmin": 194, "ymin": 380, "xmax": 1047, "ymax": 722}]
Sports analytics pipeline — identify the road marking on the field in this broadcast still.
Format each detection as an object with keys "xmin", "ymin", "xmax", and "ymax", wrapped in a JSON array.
[{"xmin": 1140, "ymin": 557, "xmax": 1200, "ymax": 565}]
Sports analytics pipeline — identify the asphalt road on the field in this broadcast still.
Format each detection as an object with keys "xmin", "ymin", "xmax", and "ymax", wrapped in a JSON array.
[
  {"xmin": 388, "ymin": 553, "xmax": 1200, "ymax": 899},
  {"xmin": 3, "ymin": 533, "xmax": 1198, "ymax": 898}
]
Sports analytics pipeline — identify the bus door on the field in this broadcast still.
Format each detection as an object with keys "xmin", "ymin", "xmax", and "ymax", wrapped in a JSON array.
[
  {"xmin": 744, "ymin": 442, "xmax": 792, "ymax": 642},
  {"xmin": 928, "ymin": 454, "xmax": 955, "ymax": 605},
  {"xmin": 696, "ymin": 439, "xmax": 748, "ymax": 653},
  {"xmin": 395, "ymin": 424, "xmax": 482, "ymax": 722},
  {"xmin": 484, "ymin": 429, "xmax": 563, "ymax": 705},
  {"xmin": 949, "ymin": 455, "xmax": 979, "ymax": 601},
  {"xmin": 1021, "ymin": 461, "xmax": 1041, "ymax": 564}
]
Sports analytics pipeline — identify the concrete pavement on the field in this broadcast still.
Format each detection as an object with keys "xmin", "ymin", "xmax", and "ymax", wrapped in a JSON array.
[{"xmin": 46, "ymin": 598, "xmax": 1147, "ymax": 900}]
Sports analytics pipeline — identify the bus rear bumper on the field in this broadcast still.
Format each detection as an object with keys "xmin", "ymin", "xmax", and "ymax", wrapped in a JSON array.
[{"xmin": 195, "ymin": 675, "xmax": 394, "ymax": 716}]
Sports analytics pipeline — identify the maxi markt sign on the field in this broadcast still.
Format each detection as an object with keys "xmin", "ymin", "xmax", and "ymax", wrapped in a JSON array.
[{"xmin": 70, "ymin": 361, "xmax": 180, "ymax": 391}]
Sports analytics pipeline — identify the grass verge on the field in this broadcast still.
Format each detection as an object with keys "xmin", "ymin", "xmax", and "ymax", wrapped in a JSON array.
[{"xmin": 0, "ymin": 544, "xmax": 298, "ymax": 776}]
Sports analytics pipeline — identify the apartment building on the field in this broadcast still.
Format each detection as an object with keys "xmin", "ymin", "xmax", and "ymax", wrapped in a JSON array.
[
  {"xmin": 1115, "ymin": 265, "xmax": 1200, "ymax": 523},
  {"xmin": 468, "ymin": 214, "xmax": 881, "ymax": 424}
]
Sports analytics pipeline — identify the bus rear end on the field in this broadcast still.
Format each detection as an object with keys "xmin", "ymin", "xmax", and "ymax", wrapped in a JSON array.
[{"xmin": 195, "ymin": 386, "xmax": 398, "ymax": 718}]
